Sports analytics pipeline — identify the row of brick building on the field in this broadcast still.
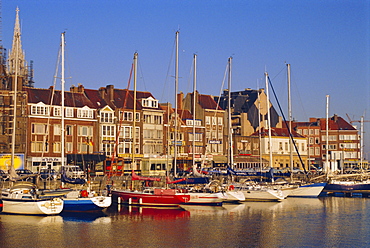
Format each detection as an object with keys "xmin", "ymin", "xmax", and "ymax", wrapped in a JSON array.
[{"xmin": 0, "ymin": 8, "xmax": 364, "ymax": 175}]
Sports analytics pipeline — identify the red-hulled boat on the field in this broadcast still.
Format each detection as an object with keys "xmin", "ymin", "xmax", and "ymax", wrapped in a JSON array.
[
  {"xmin": 112, "ymin": 188, "xmax": 190, "ymax": 207},
  {"xmin": 111, "ymin": 171, "xmax": 190, "ymax": 207}
]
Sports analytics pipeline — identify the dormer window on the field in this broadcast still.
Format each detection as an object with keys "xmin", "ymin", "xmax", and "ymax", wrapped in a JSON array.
[
  {"xmin": 31, "ymin": 103, "xmax": 49, "ymax": 116},
  {"xmin": 65, "ymin": 107, "xmax": 74, "ymax": 118},
  {"xmin": 54, "ymin": 106, "xmax": 61, "ymax": 116},
  {"xmin": 77, "ymin": 106, "xmax": 93, "ymax": 118},
  {"xmin": 142, "ymin": 97, "xmax": 158, "ymax": 108}
]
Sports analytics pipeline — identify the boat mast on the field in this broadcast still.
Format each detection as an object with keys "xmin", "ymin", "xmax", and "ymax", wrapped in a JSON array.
[
  {"xmin": 132, "ymin": 52, "xmax": 137, "ymax": 170},
  {"xmin": 257, "ymin": 82, "xmax": 263, "ymax": 180},
  {"xmin": 287, "ymin": 64, "xmax": 293, "ymax": 180},
  {"xmin": 192, "ymin": 54, "xmax": 197, "ymax": 172},
  {"xmin": 325, "ymin": 95, "xmax": 329, "ymax": 174},
  {"xmin": 360, "ymin": 115, "xmax": 364, "ymax": 170},
  {"xmin": 227, "ymin": 57, "xmax": 233, "ymax": 169},
  {"xmin": 61, "ymin": 32, "xmax": 65, "ymax": 168},
  {"xmin": 174, "ymin": 31, "xmax": 179, "ymax": 176},
  {"xmin": 265, "ymin": 72, "xmax": 273, "ymax": 170}
]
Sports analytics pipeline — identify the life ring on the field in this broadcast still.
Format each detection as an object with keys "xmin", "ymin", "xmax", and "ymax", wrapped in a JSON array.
[
  {"xmin": 80, "ymin": 190, "xmax": 88, "ymax": 198},
  {"xmin": 228, "ymin": 185, "xmax": 235, "ymax": 191}
]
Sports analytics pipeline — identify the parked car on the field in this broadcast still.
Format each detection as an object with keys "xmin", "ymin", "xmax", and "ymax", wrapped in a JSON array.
[
  {"xmin": 0, "ymin": 169, "xmax": 9, "ymax": 180},
  {"xmin": 16, "ymin": 169, "xmax": 34, "ymax": 177},
  {"xmin": 39, "ymin": 168, "xmax": 59, "ymax": 180},
  {"xmin": 60, "ymin": 165, "xmax": 85, "ymax": 178}
]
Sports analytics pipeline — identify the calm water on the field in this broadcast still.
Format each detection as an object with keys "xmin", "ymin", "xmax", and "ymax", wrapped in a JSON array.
[{"xmin": 1, "ymin": 197, "xmax": 370, "ymax": 248}]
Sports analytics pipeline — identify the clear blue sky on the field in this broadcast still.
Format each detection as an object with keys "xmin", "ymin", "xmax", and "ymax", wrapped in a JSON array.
[{"xmin": 3, "ymin": 1, "xmax": 370, "ymax": 155}]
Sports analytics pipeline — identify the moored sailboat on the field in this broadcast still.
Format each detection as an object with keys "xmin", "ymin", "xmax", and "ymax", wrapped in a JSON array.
[{"xmin": 1, "ymin": 182, "xmax": 64, "ymax": 215}]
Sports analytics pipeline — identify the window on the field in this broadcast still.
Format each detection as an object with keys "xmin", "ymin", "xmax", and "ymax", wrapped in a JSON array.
[
  {"xmin": 144, "ymin": 114, "xmax": 151, "ymax": 124},
  {"xmin": 31, "ymin": 123, "xmax": 48, "ymax": 134},
  {"xmin": 205, "ymin": 116, "xmax": 210, "ymax": 125},
  {"xmin": 218, "ymin": 117, "xmax": 223, "ymax": 125},
  {"xmin": 54, "ymin": 125, "xmax": 61, "ymax": 136},
  {"xmin": 31, "ymin": 141, "xmax": 48, "ymax": 152},
  {"xmin": 53, "ymin": 142, "xmax": 61, "ymax": 153},
  {"xmin": 77, "ymin": 108, "xmax": 93, "ymax": 118},
  {"xmin": 154, "ymin": 115, "xmax": 162, "ymax": 124},
  {"xmin": 65, "ymin": 107, "xmax": 74, "ymax": 117},
  {"xmin": 142, "ymin": 98, "xmax": 158, "ymax": 108},
  {"xmin": 66, "ymin": 125, "xmax": 73, "ymax": 136},
  {"xmin": 31, "ymin": 104, "xmax": 49, "ymax": 115},
  {"xmin": 212, "ymin": 117, "xmax": 216, "ymax": 125},
  {"xmin": 66, "ymin": 142, "xmax": 73, "ymax": 153},
  {"xmin": 78, "ymin": 126, "xmax": 92, "ymax": 136},
  {"xmin": 102, "ymin": 125, "xmax": 115, "ymax": 137},
  {"xmin": 122, "ymin": 111, "xmax": 133, "ymax": 121},
  {"xmin": 100, "ymin": 112, "xmax": 113, "ymax": 123},
  {"xmin": 54, "ymin": 106, "xmax": 61, "ymax": 116}
]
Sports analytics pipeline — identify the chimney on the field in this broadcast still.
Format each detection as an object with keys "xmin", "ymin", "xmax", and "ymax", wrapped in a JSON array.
[
  {"xmin": 77, "ymin": 83, "xmax": 84, "ymax": 93},
  {"xmin": 106, "ymin": 85, "xmax": 114, "ymax": 102},
  {"xmin": 177, "ymin": 91, "xmax": 184, "ymax": 110},
  {"xmin": 98, "ymin": 87, "xmax": 106, "ymax": 99},
  {"xmin": 70, "ymin": 85, "xmax": 77, "ymax": 93}
]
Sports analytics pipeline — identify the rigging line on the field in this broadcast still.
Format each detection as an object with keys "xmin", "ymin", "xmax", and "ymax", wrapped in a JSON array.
[
  {"xmin": 290, "ymin": 71, "xmax": 308, "ymax": 120},
  {"xmin": 40, "ymin": 41, "xmax": 62, "ymax": 163},
  {"xmin": 268, "ymin": 76, "xmax": 307, "ymax": 174},
  {"xmin": 138, "ymin": 58, "xmax": 147, "ymax": 92},
  {"xmin": 214, "ymin": 61, "xmax": 228, "ymax": 117},
  {"xmin": 160, "ymin": 36, "xmax": 176, "ymax": 102},
  {"xmin": 111, "ymin": 62, "xmax": 134, "ymax": 171}
]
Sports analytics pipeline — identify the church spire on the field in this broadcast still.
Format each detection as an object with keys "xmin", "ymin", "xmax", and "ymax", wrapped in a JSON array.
[{"xmin": 8, "ymin": 7, "xmax": 27, "ymax": 77}]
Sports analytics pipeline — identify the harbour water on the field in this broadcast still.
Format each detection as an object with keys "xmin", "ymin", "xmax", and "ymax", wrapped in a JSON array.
[{"xmin": 1, "ymin": 197, "xmax": 369, "ymax": 247}]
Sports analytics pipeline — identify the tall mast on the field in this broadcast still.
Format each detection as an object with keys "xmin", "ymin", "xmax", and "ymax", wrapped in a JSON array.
[
  {"xmin": 61, "ymin": 32, "xmax": 65, "ymax": 168},
  {"xmin": 287, "ymin": 64, "xmax": 293, "ymax": 179},
  {"xmin": 192, "ymin": 54, "xmax": 197, "ymax": 170},
  {"xmin": 174, "ymin": 31, "xmax": 179, "ymax": 175},
  {"xmin": 132, "ymin": 52, "xmax": 138, "ymax": 170},
  {"xmin": 360, "ymin": 115, "xmax": 364, "ymax": 170},
  {"xmin": 265, "ymin": 72, "xmax": 273, "ymax": 169},
  {"xmin": 325, "ymin": 95, "xmax": 329, "ymax": 174},
  {"xmin": 228, "ymin": 57, "xmax": 233, "ymax": 168},
  {"xmin": 10, "ymin": 25, "xmax": 19, "ymax": 174}
]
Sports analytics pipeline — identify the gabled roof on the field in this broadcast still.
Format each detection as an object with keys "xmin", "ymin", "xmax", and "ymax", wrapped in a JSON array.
[
  {"xmin": 198, "ymin": 94, "xmax": 223, "ymax": 110},
  {"xmin": 250, "ymin": 127, "xmax": 305, "ymax": 138},
  {"xmin": 25, "ymin": 86, "xmax": 96, "ymax": 108},
  {"xmin": 83, "ymin": 88, "xmax": 108, "ymax": 109},
  {"xmin": 293, "ymin": 115, "xmax": 356, "ymax": 131},
  {"xmin": 177, "ymin": 109, "xmax": 193, "ymax": 120},
  {"xmin": 113, "ymin": 88, "xmax": 157, "ymax": 110},
  {"xmin": 318, "ymin": 116, "xmax": 356, "ymax": 131}
]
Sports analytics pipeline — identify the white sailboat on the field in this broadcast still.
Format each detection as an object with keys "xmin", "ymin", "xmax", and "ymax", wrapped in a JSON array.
[
  {"xmin": 58, "ymin": 32, "xmax": 111, "ymax": 211},
  {"xmin": 284, "ymin": 64, "xmax": 325, "ymax": 198},
  {"xmin": 220, "ymin": 57, "xmax": 245, "ymax": 203},
  {"xmin": 1, "ymin": 9, "xmax": 64, "ymax": 215},
  {"xmin": 179, "ymin": 54, "xmax": 223, "ymax": 206}
]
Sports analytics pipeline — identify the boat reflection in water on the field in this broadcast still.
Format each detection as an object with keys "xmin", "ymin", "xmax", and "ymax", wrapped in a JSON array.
[
  {"xmin": 111, "ymin": 205, "xmax": 190, "ymax": 220},
  {"xmin": 0, "ymin": 213, "xmax": 63, "ymax": 224},
  {"xmin": 60, "ymin": 211, "xmax": 110, "ymax": 223}
]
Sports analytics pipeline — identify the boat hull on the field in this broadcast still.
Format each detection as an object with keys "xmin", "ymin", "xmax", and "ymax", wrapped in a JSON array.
[
  {"xmin": 1, "ymin": 198, "xmax": 63, "ymax": 215},
  {"xmin": 63, "ymin": 196, "xmax": 112, "ymax": 212},
  {"xmin": 181, "ymin": 192, "xmax": 223, "ymax": 206},
  {"xmin": 216, "ymin": 191, "xmax": 245, "ymax": 203},
  {"xmin": 242, "ymin": 189, "xmax": 285, "ymax": 202},
  {"xmin": 289, "ymin": 183, "xmax": 326, "ymax": 197},
  {"xmin": 112, "ymin": 189, "xmax": 190, "ymax": 207},
  {"xmin": 324, "ymin": 181, "xmax": 370, "ymax": 194}
]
